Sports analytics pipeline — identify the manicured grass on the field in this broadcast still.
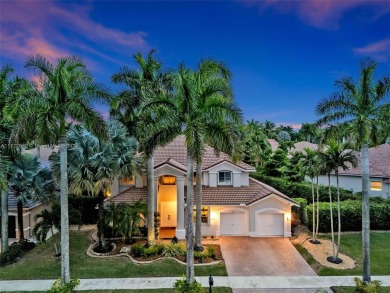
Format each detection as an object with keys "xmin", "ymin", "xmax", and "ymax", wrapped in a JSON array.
[
  {"xmin": 0, "ymin": 231, "xmax": 227, "ymax": 280},
  {"xmin": 295, "ymin": 232, "xmax": 390, "ymax": 276},
  {"xmin": 331, "ymin": 287, "xmax": 390, "ymax": 293}
]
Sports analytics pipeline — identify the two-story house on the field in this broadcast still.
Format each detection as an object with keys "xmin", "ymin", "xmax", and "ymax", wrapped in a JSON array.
[{"xmin": 107, "ymin": 135, "xmax": 298, "ymax": 239}]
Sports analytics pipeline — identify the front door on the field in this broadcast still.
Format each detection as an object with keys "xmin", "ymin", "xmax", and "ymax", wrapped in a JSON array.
[{"xmin": 160, "ymin": 201, "xmax": 177, "ymax": 227}]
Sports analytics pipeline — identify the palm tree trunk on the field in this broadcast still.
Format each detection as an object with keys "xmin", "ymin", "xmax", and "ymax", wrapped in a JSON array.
[
  {"xmin": 1, "ymin": 189, "xmax": 9, "ymax": 252},
  {"xmin": 59, "ymin": 134, "xmax": 70, "ymax": 284},
  {"xmin": 311, "ymin": 178, "xmax": 315, "ymax": 241},
  {"xmin": 361, "ymin": 143, "xmax": 371, "ymax": 282},
  {"xmin": 97, "ymin": 191, "xmax": 106, "ymax": 250},
  {"xmin": 185, "ymin": 153, "xmax": 195, "ymax": 283},
  {"xmin": 147, "ymin": 155, "xmax": 156, "ymax": 245},
  {"xmin": 336, "ymin": 172, "xmax": 341, "ymax": 259},
  {"xmin": 194, "ymin": 162, "xmax": 202, "ymax": 251},
  {"xmin": 315, "ymin": 175, "xmax": 320, "ymax": 242},
  {"xmin": 328, "ymin": 174, "xmax": 336, "ymax": 258},
  {"xmin": 17, "ymin": 200, "xmax": 24, "ymax": 242}
]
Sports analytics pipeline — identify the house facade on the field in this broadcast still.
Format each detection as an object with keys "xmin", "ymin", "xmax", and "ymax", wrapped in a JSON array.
[
  {"xmin": 316, "ymin": 144, "xmax": 390, "ymax": 199},
  {"xmin": 107, "ymin": 135, "xmax": 297, "ymax": 239}
]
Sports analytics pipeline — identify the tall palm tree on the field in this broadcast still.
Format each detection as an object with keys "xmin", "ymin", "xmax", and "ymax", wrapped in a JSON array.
[
  {"xmin": 8, "ymin": 154, "xmax": 55, "ymax": 242},
  {"xmin": 111, "ymin": 50, "xmax": 173, "ymax": 246},
  {"xmin": 263, "ymin": 120, "xmax": 276, "ymax": 139},
  {"xmin": 299, "ymin": 123, "xmax": 318, "ymax": 143},
  {"xmin": 25, "ymin": 55, "xmax": 109, "ymax": 283},
  {"xmin": 141, "ymin": 60, "xmax": 242, "ymax": 283},
  {"xmin": 243, "ymin": 121, "xmax": 271, "ymax": 168},
  {"xmin": 51, "ymin": 120, "xmax": 141, "ymax": 251},
  {"xmin": 324, "ymin": 140, "xmax": 358, "ymax": 260},
  {"xmin": 316, "ymin": 59, "xmax": 390, "ymax": 281}
]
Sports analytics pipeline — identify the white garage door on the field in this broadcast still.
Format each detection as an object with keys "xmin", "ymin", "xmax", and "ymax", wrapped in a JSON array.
[
  {"xmin": 220, "ymin": 213, "xmax": 246, "ymax": 235},
  {"xmin": 256, "ymin": 213, "xmax": 284, "ymax": 236}
]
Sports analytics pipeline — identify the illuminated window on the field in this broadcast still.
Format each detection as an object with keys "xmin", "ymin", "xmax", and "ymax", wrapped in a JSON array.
[
  {"xmin": 218, "ymin": 171, "xmax": 232, "ymax": 185},
  {"xmin": 121, "ymin": 176, "xmax": 135, "ymax": 185},
  {"xmin": 160, "ymin": 175, "xmax": 176, "ymax": 185},
  {"xmin": 371, "ymin": 182, "xmax": 382, "ymax": 191},
  {"xmin": 193, "ymin": 206, "xmax": 209, "ymax": 224}
]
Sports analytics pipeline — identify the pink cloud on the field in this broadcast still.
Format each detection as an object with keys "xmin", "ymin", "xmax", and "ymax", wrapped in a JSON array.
[
  {"xmin": 353, "ymin": 39, "xmax": 390, "ymax": 62},
  {"xmin": 276, "ymin": 122, "xmax": 302, "ymax": 130},
  {"xmin": 240, "ymin": 0, "xmax": 390, "ymax": 29},
  {"xmin": 0, "ymin": 1, "xmax": 149, "ymax": 66}
]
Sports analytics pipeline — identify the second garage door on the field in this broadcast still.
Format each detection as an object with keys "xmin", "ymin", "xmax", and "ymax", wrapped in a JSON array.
[
  {"xmin": 220, "ymin": 213, "xmax": 245, "ymax": 235},
  {"xmin": 256, "ymin": 213, "xmax": 284, "ymax": 236}
]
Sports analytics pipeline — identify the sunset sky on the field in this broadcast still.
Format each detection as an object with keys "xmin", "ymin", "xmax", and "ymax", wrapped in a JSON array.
[{"xmin": 1, "ymin": 0, "xmax": 390, "ymax": 128}]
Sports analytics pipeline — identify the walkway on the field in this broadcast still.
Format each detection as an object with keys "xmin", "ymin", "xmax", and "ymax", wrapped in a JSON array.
[
  {"xmin": 220, "ymin": 237, "xmax": 316, "ymax": 276},
  {"xmin": 2, "ymin": 276, "xmax": 390, "ymax": 291}
]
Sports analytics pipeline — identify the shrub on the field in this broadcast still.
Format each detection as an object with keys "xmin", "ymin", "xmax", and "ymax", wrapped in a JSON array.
[
  {"xmin": 292, "ymin": 197, "xmax": 307, "ymax": 224},
  {"xmin": 132, "ymin": 243, "xmax": 164, "ymax": 258},
  {"xmin": 354, "ymin": 277, "xmax": 381, "ymax": 293},
  {"xmin": 194, "ymin": 245, "xmax": 215, "ymax": 260},
  {"xmin": 307, "ymin": 200, "xmax": 390, "ymax": 232},
  {"xmin": 162, "ymin": 243, "xmax": 186, "ymax": 257},
  {"xmin": 250, "ymin": 173, "xmax": 359, "ymax": 204},
  {"xmin": 131, "ymin": 243, "xmax": 145, "ymax": 257},
  {"xmin": 68, "ymin": 196, "xmax": 99, "ymax": 225},
  {"xmin": 0, "ymin": 243, "xmax": 23, "ymax": 266},
  {"xmin": 46, "ymin": 278, "xmax": 80, "ymax": 293},
  {"xmin": 174, "ymin": 277, "xmax": 203, "ymax": 293}
]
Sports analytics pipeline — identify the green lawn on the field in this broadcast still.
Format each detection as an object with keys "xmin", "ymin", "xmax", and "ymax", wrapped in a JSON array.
[
  {"xmin": 0, "ymin": 231, "xmax": 227, "ymax": 280},
  {"xmin": 331, "ymin": 287, "xmax": 390, "ymax": 293},
  {"xmin": 295, "ymin": 232, "xmax": 390, "ymax": 276}
]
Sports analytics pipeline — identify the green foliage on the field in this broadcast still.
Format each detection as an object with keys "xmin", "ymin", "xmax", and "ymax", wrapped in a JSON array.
[
  {"xmin": 0, "ymin": 243, "xmax": 22, "ymax": 266},
  {"xmin": 174, "ymin": 277, "xmax": 203, "ymax": 293},
  {"xmin": 194, "ymin": 246, "xmax": 215, "ymax": 260},
  {"xmin": 46, "ymin": 278, "xmax": 80, "ymax": 293},
  {"xmin": 162, "ymin": 243, "xmax": 186, "ymax": 257},
  {"xmin": 33, "ymin": 204, "xmax": 61, "ymax": 242},
  {"xmin": 68, "ymin": 196, "xmax": 99, "ymax": 225},
  {"xmin": 250, "ymin": 173, "xmax": 359, "ymax": 204},
  {"xmin": 154, "ymin": 212, "xmax": 161, "ymax": 239},
  {"xmin": 354, "ymin": 277, "xmax": 382, "ymax": 293},
  {"xmin": 132, "ymin": 243, "xmax": 164, "ymax": 258},
  {"xmin": 307, "ymin": 200, "xmax": 390, "ymax": 232},
  {"xmin": 292, "ymin": 197, "xmax": 307, "ymax": 224}
]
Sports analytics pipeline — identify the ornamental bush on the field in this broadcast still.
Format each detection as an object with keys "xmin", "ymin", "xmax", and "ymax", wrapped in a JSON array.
[
  {"xmin": 0, "ymin": 243, "xmax": 22, "ymax": 266},
  {"xmin": 306, "ymin": 199, "xmax": 390, "ymax": 232},
  {"xmin": 292, "ymin": 197, "xmax": 307, "ymax": 224},
  {"xmin": 250, "ymin": 173, "xmax": 359, "ymax": 204}
]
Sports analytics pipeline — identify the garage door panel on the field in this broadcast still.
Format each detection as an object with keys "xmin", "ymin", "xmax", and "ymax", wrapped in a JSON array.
[
  {"xmin": 220, "ymin": 213, "xmax": 245, "ymax": 235},
  {"xmin": 256, "ymin": 213, "xmax": 284, "ymax": 236}
]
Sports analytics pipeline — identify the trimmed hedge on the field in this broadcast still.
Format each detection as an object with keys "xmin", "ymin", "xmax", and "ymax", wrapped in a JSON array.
[
  {"xmin": 68, "ymin": 196, "xmax": 99, "ymax": 225},
  {"xmin": 292, "ymin": 198, "xmax": 307, "ymax": 224},
  {"xmin": 250, "ymin": 173, "xmax": 360, "ymax": 204},
  {"xmin": 306, "ymin": 199, "xmax": 390, "ymax": 232}
]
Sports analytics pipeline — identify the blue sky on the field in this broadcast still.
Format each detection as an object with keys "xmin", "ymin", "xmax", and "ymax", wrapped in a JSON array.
[{"xmin": 1, "ymin": 0, "xmax": 390, "ymax": 128}]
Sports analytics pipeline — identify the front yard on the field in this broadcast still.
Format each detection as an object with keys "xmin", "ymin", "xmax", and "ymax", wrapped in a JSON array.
[
  {"xmin": 294, "ymin": 231, "xmax": 390, "ymax": 276},
  {"xmin": 0, "ymin": 231, "xmax": 227, "ymax": 280}
]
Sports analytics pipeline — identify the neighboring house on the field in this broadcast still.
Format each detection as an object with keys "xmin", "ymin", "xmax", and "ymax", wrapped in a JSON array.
[
  {"xmin": 0, "ymin": 146, "xmax": 57, "ymax": 240},
  {"xmin": 316, "ymin": 144, "xmax": 390, "ymax": 199},
  {"xmin": 289, "ymin": 141, "xmax": 319, "ymax": 155},
  {"xmin": 107, "ymin": 135, "xmax": 298, "ymax": 239},
  {"xmin": 268, "ymin": 139, "xmax": 279, "ymax": 152}
]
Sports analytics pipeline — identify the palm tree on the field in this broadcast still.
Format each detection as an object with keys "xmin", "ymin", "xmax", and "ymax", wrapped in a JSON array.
[
  {"xmin": 33, "ymin": 203, "xmax": 60, "ymax": 242},
  {"xmin": 51, "ymin": 120, "xmax": 141, "ymax": 251},
  {"xmin": 141, "ymin": 60, "xmax": 242, "ymax": 283},
  {"xmin": 263, "ymin": 120, "xmax": 276, "ymax": 138},
  {"xmin": 299, "ymin": 123, "xmax": 318, "ymax": 143},
  {"xmin": 324, "ymin": 140, "xmax": 358, "ymax": 261},
  {"xmin": 316, "ymin": 59, "xmax": 390, "ymax": 281},
  {"xmin": 111, "ymin": 50, "xmax": 174, "ymax": 246},
  {"xmin": 24, "ymin": 55, "xmax": 109, "ymax": 283},
  {"xmin": 8, "ymin": 154, "xmax": 55, "ymax": 242},
  {"xmin": 243, "ymin": 121, "xmax": 271, "ymax": 168}
]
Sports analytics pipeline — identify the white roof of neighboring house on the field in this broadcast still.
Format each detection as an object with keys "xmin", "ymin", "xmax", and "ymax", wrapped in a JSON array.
[{"xmin": 289, "ymin": 141, "xmax": 319, "ymax": 154}]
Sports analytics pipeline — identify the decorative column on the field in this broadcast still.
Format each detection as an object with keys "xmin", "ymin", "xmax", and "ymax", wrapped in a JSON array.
[{"xmin": 176, "ymin": 176, "xmax": 186, "ymax": 239}]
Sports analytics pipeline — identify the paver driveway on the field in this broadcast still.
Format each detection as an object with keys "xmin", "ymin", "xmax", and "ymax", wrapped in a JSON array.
[{"xmin": 220, "ymin": 237, "xmax": 316, "ymax": 276}]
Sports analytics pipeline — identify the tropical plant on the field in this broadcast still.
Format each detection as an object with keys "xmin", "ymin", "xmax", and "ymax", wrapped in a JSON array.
[
  {"xmin": 111, "ymin": 50, "xmax": 174, "ymax": 246},
  {"xmin": 263, "ymin": 120, "xmax": 276, "ymax": 138},
  {"xmin": 299, "ymin": 123, "xmax": 318, "ymax": 143},
  {"xmin": 24, "ymin": 55, "xmax": 109, "ymax": 283},
  {"xmin": 33, "ymin": 203, "xmax": 61, "ymax": 242},
  {"xmin": 316, "ymin": 59, "xmax": 390, "ymax": 281},
  {"xmin": 8, "ymin": 154, "xmax": 55, "ymax": 242},
  {"xmin": 50, "ymin": 120, "xmax": 141, "ymax": 251},
  {"xmin": 322, "ymin": 140, "xmax": 358, "ymax": 261},
  {"xmin": 242, "ymin": 121, "xmax": 271, "ymax": 168}
]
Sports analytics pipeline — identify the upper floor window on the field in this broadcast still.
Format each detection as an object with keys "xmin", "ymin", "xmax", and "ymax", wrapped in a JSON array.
[
  {"xmin": 371, "ymin": 182, "xmax": 382, "ymax": 191},
  {"xmin": 121, "ymin": 176, "xmax": 135, "ymax": 186},
  {"xmin": 218, "ymin": 171, "xmax": 232, "ymax": 186}
]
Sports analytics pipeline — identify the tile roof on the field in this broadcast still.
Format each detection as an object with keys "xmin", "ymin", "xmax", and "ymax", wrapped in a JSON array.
[
  {"xmin": 289, "ymin": 141, "xmax": 319, "ymax": 154},
  {"xmin": 268, "ymin": 139, "xmax": 279, "ymax": 152},
  {"xmin": 153, "ymin": 135, "xmax": 255, "ymax": 171},
  {"xmin": 106, "ymin": 178, "xmax": 296, "ymax": 207},
  {"xmin": 7, "ymin": 191, "xmax": 42, "ymax": 210},
  {"xmin": 338, "ymin": 144, "xmax": 390, "ymax": 178}
]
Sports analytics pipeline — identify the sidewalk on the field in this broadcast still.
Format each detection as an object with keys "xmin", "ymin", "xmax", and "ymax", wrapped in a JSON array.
[{"xmin": 1, "ymin": 276, "xmax": 390, "ymax": 291}]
